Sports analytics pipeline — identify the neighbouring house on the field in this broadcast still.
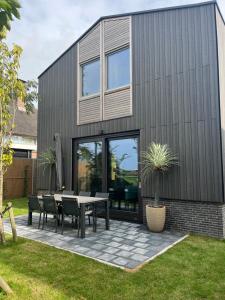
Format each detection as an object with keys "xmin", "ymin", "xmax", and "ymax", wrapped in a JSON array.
[
  {"xmin": 38, "ymin": 1, "xmax": 225, "ymax": 238},
  {"xmin": 12, "ymin": 97, "xmax": 37, "ymax": 159}
]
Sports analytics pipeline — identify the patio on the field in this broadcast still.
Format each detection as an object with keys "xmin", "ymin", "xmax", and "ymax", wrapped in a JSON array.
[{"xmin": 4, "ymin": 214, "xmax": 187, "ymax": 270}]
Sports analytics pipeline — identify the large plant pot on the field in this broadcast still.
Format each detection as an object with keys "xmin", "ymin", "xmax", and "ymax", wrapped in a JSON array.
[{"xmin": 146, "ymin": 205, "xmax": 166, "ymax": 232}]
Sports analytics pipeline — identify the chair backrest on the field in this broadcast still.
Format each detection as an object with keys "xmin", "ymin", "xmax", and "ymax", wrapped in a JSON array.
[
  {"xmin": 28, "ymin": 196, "xmax": 41, "ymax": 211},
  {"xmin": 62, "ymin": 197, "xmax": 80, "ymax": 216},
  {"xmin": 42, "ymin": 196, "xmax": 58, "ymax": 214},
  {"xmin": 95, "ymin": 192, "xmax": 109, "ymax": 199},
  {"xmin": 79, "ymin": 191, "xmax": 91, "ymax": 197},
  {"xmin": 62, "ymin": 190, "xmax": 74, "ymax": 195}
]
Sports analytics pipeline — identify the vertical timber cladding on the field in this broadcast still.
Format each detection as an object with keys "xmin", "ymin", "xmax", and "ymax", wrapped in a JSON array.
[{"xmin": 77, "ymin": 16, "xmax": 132, "ymax": 125}]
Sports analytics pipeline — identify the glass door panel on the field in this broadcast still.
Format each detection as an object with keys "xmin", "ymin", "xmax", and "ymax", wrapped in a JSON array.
[
  {"xmin": 77, "ymin": 141, "xmax": 102, "ymax": 196},
  {"xmin": 108, "ymin": 137, "xmax": 138, "ymax": 212}
]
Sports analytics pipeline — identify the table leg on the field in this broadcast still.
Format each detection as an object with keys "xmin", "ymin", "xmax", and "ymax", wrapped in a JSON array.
[
  {"xmin": 80, "ymin": 203, "xmax": 85, "ymax": 238},
  {"xmin": 93, "ymin": 203, "xmax": 97, "ymax": 232},
  {"xmin": 105, "ymin": 199, "xmax": 110, "ymax": 230},
  {"xmin": 28, "ymin": 210, "xmax": 32, "ymax": 225}
]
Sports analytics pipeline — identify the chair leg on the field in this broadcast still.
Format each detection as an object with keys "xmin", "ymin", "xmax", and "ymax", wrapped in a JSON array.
[
  {"xmin": 55, "ymin": 215, "xmax": 58, "ymax": 233},
  {"xmin": 77, "ymin": 217, "xmax": 80, "ymax": 237},
  {"xmin": 42, "ymin": 212, "xmax": 45, "ymax": 230},
  {"xmin": 61, "ymin": 214, "xmax": 64, "ymax": 235},
  {"xmin": 88, "ymin": 216, "xmax": 91, "ymax": 225},
  {"xmin": 38, "ymin": 212, "xmax": 42, "ymax": 229}
]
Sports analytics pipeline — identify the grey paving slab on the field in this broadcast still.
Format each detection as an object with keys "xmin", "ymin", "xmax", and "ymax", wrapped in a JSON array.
[{"xmin": 4, "ymin": 214, "xmax": 187, "ymax": 270}]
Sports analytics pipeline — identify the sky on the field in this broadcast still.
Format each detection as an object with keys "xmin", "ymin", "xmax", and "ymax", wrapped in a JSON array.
[{"xmin": 6, "ymin": 0, "xmax": 225, "ymax": 81}]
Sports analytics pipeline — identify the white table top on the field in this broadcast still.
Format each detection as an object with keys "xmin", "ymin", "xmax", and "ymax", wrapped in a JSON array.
[{"xmin": 39, "ymin": 194, "xmax": 108, "ymax": 204}]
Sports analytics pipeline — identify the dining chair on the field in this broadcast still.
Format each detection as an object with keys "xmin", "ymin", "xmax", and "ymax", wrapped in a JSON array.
[
  {"xmin": 79, "ymin": 191, "xmax": 91, "ymax": 197},
  {"xmin": 42, "ymin": 196, "xmax": 60, "ymax": 232},
  {"xmin": 61, "ymin": 197, "xmax": 82, "ymax": 236},
  {"xmin": 62, "ymin": 190, "xmax": 75, "ymax": 195},
  {"xmin": 95, "ymin": 192, "xmax": 109, "ymax": 218},
  {"xmin": 79, "ymin": 191, "xmax": 92, "ymax": 224},
  {"xmin": 28, "ymin": 196, "xmax": 43, "ymax": 228}
]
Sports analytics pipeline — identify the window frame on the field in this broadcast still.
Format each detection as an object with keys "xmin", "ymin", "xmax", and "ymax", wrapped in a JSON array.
[
  {"xmin": 105, "ymin": 46, "xmax": 131, "ymax": 93},
  {"xmin": 80, "ymin": 57, "xmax": 101, "ymax": 99}
]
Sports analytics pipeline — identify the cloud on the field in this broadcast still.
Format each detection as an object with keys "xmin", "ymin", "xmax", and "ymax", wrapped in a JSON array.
[{"xmin": 6, "ymin": 0, "xmax": 224, "ymax": 80}]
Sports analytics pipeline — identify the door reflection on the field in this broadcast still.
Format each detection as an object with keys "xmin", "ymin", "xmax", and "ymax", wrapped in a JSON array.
[
  {"xmin": 108, "ymin": 137, "xmax": 138, "ymax": 211},
  {"xmin": 77, "ymin": 141, "xmax": 102, "ymax": 196}
]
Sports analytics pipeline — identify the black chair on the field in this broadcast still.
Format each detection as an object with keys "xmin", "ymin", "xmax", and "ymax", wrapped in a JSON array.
[
  {"xmin": 28, "ymin": 196, "xmax": 43, "ymax": 228},
  {"xmin": 79, "ymin": 191, "xmax": 91, "ymax": 197},
  {"xmin": 95, "ymin": 192, "xmax": 109, "ymax": 217},
  {"xmin": 61, "ymin": 197, "xmax": 81, "ymax": 236},
  {"xmin": 79, "ymin": 191, "xmax": 92, "ymax": 224},
  {"xmin": 42, "ymin": 196, "xmax": 60, "ymax": 232},
  {"xmin": 62, "ymin": 190, "xmax": 75, "ymax": 195}
]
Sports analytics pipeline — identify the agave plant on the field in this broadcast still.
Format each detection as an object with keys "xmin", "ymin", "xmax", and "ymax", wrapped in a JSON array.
[
  {"xmin": 39, "ymin": 147, "xmax": 56, "ymax": 193},
  {"xmin": 141, "ymin": 142, "xmax": 179, "ymax": 207}
]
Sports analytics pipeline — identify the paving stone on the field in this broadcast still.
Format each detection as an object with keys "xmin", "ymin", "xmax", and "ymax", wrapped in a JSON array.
[
  {"xmin": 112, "ymin": 237, "xmax": 124, "ymax": 242},
  {"xmin": 91, "ymin": 243, "xmax": 107, "ymax": 251},
  {"xmin": 86, "ymin": 250, "xmax": 102, "ymax": 258},
  {"xmin": 104, "ymin": 247, "xmax": 120, "ymax": 254},
  {"xmin": 135, "ymin": 237, "xmax": 149, "ymax": 243},
  {"xmin": 133, "ymin": 242, "xmax": 149, "ymax": 248},
  {"xmin": 98, "ymin": 253, "xmax": 117, "ymax": 262},
  {"xmin": 132, "ymin": 247, "xmax": 149, "ymax": 255},
  {"xmin": 119, "ymin": 245, "xmax": 135, "ymax": 251},
  {"xmin": 117, "ymin": 250, "xmax": 132, "ymax": 258},
  {"xmin": 131, "ymin": 254, "xmax": 149, "ymax": 262},
  {"xmin": 107, "ymin": 241, "xmax": 121, "ymax": 247},
  {"xmin": 113, "ymin": 257, "xmax": 129, "ymax": 266}
]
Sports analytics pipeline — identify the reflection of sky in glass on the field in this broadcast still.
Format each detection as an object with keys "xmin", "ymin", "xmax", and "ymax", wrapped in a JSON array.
[{"xmin": 109, "ymin": 138, "xmax": 138, "ymax": 171}]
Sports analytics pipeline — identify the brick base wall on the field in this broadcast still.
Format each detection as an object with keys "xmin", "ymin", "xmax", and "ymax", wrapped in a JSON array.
[{"xmin": 143, "ymin": 198, "xmax": 225, "ymax": 239}]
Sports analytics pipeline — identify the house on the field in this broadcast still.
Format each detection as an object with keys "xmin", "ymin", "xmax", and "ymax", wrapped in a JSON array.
[
  {"xmin": 12, "ymin": 97, "xmax": 37, "ymax": 159},
  {"xmin": 38, "ymin": 1, "xmax": 225, "ymax": 238}
]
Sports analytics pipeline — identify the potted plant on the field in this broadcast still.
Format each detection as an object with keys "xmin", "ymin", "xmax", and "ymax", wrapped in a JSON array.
[
  {"xmin": 141, "ymin": 142, "xmax": 179, "ymax": 232},
  {"xmin": 39, "ymin": 147, "xmax": 56, "ymax": 194}
]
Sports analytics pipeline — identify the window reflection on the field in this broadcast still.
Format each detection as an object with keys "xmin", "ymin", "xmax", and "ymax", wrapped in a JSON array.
[
  {"xmin": 77, "ymin": 141, "xmax": 102, "ymax": 196},
  {"xmin": 82, "ymin": 59, "xmax": 100, "ymax": 96},
  {"xmin": 107, "ymin": 48, "xmax": 130, "ymax": 90}
]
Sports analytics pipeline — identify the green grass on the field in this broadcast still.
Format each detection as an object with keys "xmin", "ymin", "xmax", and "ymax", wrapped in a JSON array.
[
  {"xmin": 1, "ymin": 199, "xmax": 225, "ymax": 299},
  {"xmin": 3, "ymin": 198, "xmax": 28, "ymax": 217}
]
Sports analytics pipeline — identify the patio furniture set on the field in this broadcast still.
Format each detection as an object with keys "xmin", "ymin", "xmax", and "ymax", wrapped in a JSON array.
[{"xmin": 28, "ymin": 191, "xmax": 110, "ymax": 238}]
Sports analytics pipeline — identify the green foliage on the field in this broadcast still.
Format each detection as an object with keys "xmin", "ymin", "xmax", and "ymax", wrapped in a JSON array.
[
  {"xmin": 39, "ymin": 147, "xmax": 56, "ymax": 173},
  {"xmin": 141, "ymin": 142, "xmax": 179, "ymax": 206},
  {"xmin": 0, "ymin": 0, "xmax": 21, "ymax": 38},
  {"xmin": 141, "ymin": 142, "xmax": 179, "ymax": 178}
]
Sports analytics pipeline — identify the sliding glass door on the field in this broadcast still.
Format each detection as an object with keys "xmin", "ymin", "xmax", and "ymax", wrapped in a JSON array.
[
  {"xmin": 74, "ymin": 133, "xmax": 139, "ymax": 220},
  {"xmin": 108, "ymin": 137, "xmax": 139, "ymax": 212}
]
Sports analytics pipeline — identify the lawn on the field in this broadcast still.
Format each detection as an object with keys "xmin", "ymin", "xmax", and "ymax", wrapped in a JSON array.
[
  {"xmin": 3, "ymin": 198, "xmax": 28, "ymax": 217},
  {"xmin": 1, "ymin": 199, "xmax": 225, "ymax": 300}
]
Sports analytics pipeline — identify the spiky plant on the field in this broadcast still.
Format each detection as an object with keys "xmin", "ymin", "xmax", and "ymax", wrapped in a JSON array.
[
  {"xmin": 141, "ymin": 142, "xmax": 179, "ymax": 207},
  {"xmin": 39, "ymin": 147, "xmax": 56, "ymax": 193}
]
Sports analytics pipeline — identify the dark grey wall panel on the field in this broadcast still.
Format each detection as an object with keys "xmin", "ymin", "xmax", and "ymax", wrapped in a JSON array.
[
  {"xmin": 38, "ymin": 3, "xmax": 223, "ymax": 203},
  {"xmin": 216, "ymin": 6, "xmax": 225, "ymax": 202}
]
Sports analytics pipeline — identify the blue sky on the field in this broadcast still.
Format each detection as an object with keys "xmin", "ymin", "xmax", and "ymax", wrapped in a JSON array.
[{"xmin": 6, "ymin": 0, "xmax": 224, "ymax": 80}]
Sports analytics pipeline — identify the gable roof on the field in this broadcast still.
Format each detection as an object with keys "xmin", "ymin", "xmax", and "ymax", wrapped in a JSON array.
[
  {"xmin": 13, "ymin": 108, "xmax": 37, "ymax": 138},
  {"xmin": 38, "ymin": 1, "xmax": 218, "ymax": 79}
]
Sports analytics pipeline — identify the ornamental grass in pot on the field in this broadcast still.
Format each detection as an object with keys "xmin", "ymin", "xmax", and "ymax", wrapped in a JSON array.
[{"xmin": 142, "ymin": 142, "xmax": 179, "ymax": 232}]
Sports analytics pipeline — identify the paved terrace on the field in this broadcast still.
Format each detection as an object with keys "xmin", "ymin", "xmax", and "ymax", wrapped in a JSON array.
[{"xmin": 4, "ymin": 214, "xmax": 187, "ymax": 270}]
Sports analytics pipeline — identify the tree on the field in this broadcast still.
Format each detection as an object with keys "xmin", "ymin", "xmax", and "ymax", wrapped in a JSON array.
[
  {"xmin": 39, "ymin": 147, "xmax": 56, "ymax": 194},
  {"xmin": 0, "ymin": 0, "xmax": 21, "ymax": 39}
]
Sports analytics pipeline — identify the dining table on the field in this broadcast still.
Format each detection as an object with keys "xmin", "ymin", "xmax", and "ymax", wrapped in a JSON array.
[{"xmin": 29, "ymin": 194, "xmax": 110, "ymax": 238}]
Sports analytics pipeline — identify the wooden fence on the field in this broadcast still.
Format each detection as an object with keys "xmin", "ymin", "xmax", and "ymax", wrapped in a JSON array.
[{"xmin": 3, "ymin": 158, "xmax": 37, "ymax": 199}]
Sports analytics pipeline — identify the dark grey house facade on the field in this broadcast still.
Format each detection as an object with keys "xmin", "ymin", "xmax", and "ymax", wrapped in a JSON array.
[{"xmin": 38, "ymin": 1, "xmax": 225, "ymax": 238}]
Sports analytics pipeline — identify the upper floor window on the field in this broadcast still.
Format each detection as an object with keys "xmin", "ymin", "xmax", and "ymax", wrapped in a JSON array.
[
  {"xmin": 107, "ymin": 47, "xmax": 130, "ymax": 90},
  {"xmin": 82, "ymin": 59, "xmax": 100, "ymax": 96}
]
